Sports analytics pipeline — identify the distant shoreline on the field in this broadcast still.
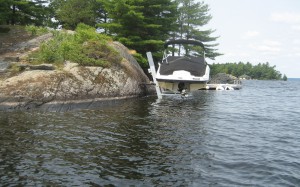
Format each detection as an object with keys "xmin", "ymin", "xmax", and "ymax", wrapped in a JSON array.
[{"xmin": 288, "ymin": 78, "xmax": 300, "ymax": 81}]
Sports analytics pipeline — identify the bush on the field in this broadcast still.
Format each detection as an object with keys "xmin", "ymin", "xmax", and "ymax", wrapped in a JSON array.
[
  {"xmin": 75, "ymin": 23, "xmax": 111, "ymax": 44},
  {"xmin": 132, "ymin": 53, "xmax": 148, "ymax": 68},
  {"xmin": 70, "ymin": 40, "xmax": 122, "ymax": 67},
  {"xmin": 28, "ymin": 24, "xmax": 121, "ymax": 67},
  {"xmin": 25, "ymin": 25, "xmax": 49, "ymax": 36}
]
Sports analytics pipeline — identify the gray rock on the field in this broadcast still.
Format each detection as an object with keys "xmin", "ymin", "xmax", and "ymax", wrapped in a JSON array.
[
  {"xmin": 209, "ymin": 73, "xmax": 238, "ymax": 84},
  {"xmin": 0, "ymin": 61, "xmax": 9, "ymax": 72},
  {"xmin": 9, "ymin": 33, "xmax": 53, "ymax": 52},
  {"xmin": 3, "ymin": 56, "xmax": 19, "ymax": 62},
  {"xmin": 0, "ymin": 42, "xmax": 155, "ymax": 111}
]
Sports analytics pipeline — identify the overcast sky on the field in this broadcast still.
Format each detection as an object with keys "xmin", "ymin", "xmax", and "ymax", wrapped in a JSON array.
[{"xmin": 202, "ymin": 0, "xmax": 300, "ymax": 78}]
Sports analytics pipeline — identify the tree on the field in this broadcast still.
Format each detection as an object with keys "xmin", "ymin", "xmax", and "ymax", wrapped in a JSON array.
[
  {"xmin": 51, "ymin": 0, "xmax": 100, "ymax": 30},
  {"xmin": 174, "ymin": 0, "xmax": 221, "ymax": 59},
  {"xmin": 0, "ymin": 0, "xmax": 11, "ymax": 24},
  {"xmin": 0, "ymin": 0, "xmax": 51, "ymax": 25},
  {"xmin": 95, "ymin": 0, "xmax": 110, "ymax": 32},
  {"xmin": 98, "ymin": 0, "xmax": 178, "ymax": 61},
  {"xmin": 282, "ymin": 74, "xmax": 287, "ymax": 81},
  {"xmin": 210, "ymin": 62, "xmax": 283, "ymax": 80}
]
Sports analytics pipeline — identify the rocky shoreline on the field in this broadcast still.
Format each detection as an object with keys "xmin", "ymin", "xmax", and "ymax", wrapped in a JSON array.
[
  {"xmin": 0, "ymin": 27, "xmax": 238, "ymax": 111},
  {"xmin": 0, "ymin": 30, "xmax": 155, "ymax": 111}
]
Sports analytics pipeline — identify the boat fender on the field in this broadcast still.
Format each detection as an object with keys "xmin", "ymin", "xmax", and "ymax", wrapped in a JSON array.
[
  {"xmin": 216, "ymin": 85, "xmax": 225, "ymax": 90},
  {"xmin": 225, "ymin": 86, "xmax": 234, "ymax": 90},
  {"xmin": 181, "ymin": 89, "xmax": 188, "ymax": 98}
]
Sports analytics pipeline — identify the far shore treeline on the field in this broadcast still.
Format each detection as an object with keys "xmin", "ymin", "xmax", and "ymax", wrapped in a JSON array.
[
  {"xmin": 210, "ymin": 62, "xmax": 287, "ymax": 80},
  {"xmin": 0, "ymin": 0, "xmax": 286, "ymax": 80}
]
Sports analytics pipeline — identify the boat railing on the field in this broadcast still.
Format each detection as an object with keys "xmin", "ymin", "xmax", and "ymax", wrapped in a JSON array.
[{"xmin": 162, "ymin": 52, "xmax": 169, "ymax": 64}]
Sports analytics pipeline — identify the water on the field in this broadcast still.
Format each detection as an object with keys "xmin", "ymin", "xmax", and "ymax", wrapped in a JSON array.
[{"xmin": 0, "ymin": 80, "xmax": 300, "ymax": 186}]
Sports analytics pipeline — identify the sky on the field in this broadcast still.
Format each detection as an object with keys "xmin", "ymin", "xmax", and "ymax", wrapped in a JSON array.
[{"xmin": 201, "ymin": 0, "xmax": 300, "ymax": 78}]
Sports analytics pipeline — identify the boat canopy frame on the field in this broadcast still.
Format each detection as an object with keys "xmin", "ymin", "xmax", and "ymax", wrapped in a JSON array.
[
  {"xmin": 163, "ymin": 39, "xmax": 206, "ymax": 63},
  {"xmin": 164, "ymin": 39, "xmax": 205, "ymax": 49}
]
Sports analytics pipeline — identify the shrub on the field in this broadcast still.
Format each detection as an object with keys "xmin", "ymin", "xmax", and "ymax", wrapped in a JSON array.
[
  {"xmin": 132, "ymin": 53, "xmax": 148, "ymax": 68},
  {"xmin": 70, "ymin": 40, "xmax": 122, "ymax": 67},
  {"xmin": 28, "ymin": 32, "xmax": 71, "ymax": 64},
  {"xmin": 28, "ymin": 24, "xmax": 120, "ymax": 67},
  {"xmin": 74, "ymin": 23, "xmax": 111, "ymax": 44},
  {"xmin": 25, "ymin": 25, "xmax": 49, "ymax": 36}
]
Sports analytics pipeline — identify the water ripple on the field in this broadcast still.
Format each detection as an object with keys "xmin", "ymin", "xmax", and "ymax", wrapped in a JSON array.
[{"xmin": 1, "ymin": 80, "xmax": 300, "ymax": 186}]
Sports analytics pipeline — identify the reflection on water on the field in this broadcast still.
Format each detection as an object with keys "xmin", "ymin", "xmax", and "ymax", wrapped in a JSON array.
[{"xmin": 1, "ymin": 81, "xmax": 300, "ymax": 186}]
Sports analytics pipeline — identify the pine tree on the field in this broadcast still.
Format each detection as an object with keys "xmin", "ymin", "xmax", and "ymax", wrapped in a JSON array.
[
  {"xmin": 175, "ymin": 0, "xmax": 221, "ymax": 59},
  {"xmin": 1, "ymin": 0, "xmax": 51, "ymax": 25},
  {"xmin": 98, "ymin": 0, "xmax": 178, "ymax": 60},
  {"xmin": 51, "ymin": 0, "xmax": 100, "ymax": 30},
  {"xmin": 0, "ymin": 0, "xmax": 11, "ymax": 24},
  {"xmin": 282, "ymin": 74, "xmax": 287, "ymax": 81}
]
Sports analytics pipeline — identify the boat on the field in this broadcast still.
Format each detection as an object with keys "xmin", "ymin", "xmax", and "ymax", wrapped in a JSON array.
[
  {"xmin": 154, "ymin": 39, "xmax": 210, "ymax": 96},
  {"xmin": 146, "ymin": 39, "xmax": 242, "ymax": 98}
]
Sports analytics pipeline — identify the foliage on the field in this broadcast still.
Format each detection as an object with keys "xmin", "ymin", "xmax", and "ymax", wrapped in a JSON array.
[
  {"xmin": 70, "ymin": 40, "xmax": 121, "ymax": 67},
  {"xmin": 51, "ymin": 0, "xmax": 103, "ymax": 30},
  {"xmin": 282, "ymin": 74, "xmax": 288, "ymax": 81},
  {"xmin": 1, "ymin": 0, "xmax": 221, "ymax": 68},
  {"xmin": 25, "ymin": 25, "xmax": 49, "ymax": 36},
  {"xmin": 174, "ymin": 0, "xmax": 221, "ymax": 59},
  {"xmin": 132, "ymin": 53, "xmax": 148, "ymax": 68},
  {"xmin": 28, "ymin": 24, "xmax": 121, "ymax": 67},
  {"xmin": 98, "ymin": 0, "xmax": 179, "ymax": 65},
  {"xmin": 0, "ymin": 0, "xmax": 52, "ymax": 26},
  {"xmin": 75, "ymin": 23, "xmax": 111, "ymax": 43},
  {"xmin": 210, "ymin": 62, "xmax": 284, "ymax": 80},
  {"xmin": 8, "ymin": 63, "xmax": 21, "ymax": 75}
]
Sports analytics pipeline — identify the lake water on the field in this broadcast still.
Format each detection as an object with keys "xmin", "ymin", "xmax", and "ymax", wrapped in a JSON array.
[{"xmin": 0, "ymin": 80, "xmax": 300, "ymax": 186}]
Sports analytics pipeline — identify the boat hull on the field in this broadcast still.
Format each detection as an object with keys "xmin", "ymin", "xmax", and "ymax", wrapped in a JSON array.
[{"xmin": 157, "ymin": 81, "xmax": 208, "ymax": 94}]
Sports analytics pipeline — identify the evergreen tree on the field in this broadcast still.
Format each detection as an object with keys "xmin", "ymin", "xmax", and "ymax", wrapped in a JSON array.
[
  {"xmin": 0, "ymin": 0, "xmax": 11, "ymax": 24},
  {"xmin": 98, "ymin": 0, "xmax": 178, "ymax": 61},
  {"xmin": 175, "ymin": 0, "xmax": 221, "ymax": 59},
  {"xmin": 282, "ymin": 74, "xmax": 287, "ymax": 81},
  {"xmin": 95, "ymin": 0, "xmax": 109, "ymax": 32},
  {"xmin": 0, "ymin": 0, "xmax": 51, "ymax": 25},
  {"xmin": 210, "ymin": 62, "xmax": 283, "ymax": 80},
  {"xmin": 51, "ymin": 0, "xmax": 100, "ymax": 30}
]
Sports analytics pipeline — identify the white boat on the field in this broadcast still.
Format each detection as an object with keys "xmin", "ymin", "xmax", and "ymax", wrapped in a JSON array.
[{"xmin": 155, "ymin": 39, "xmax": 210, "ymax": 96}]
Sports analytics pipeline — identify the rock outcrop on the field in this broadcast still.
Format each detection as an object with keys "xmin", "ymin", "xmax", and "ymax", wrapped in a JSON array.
[
  {"xmin": 0, "ymin": 32, "xmax": 154, "ymax": 111},
  {"xmin": 208, "ymin": 73, "xmax": 238, "ymax": 84}
]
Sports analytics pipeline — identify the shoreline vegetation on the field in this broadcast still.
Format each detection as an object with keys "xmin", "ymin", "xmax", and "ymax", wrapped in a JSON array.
[
  {"xmin": 1, "ymin": 0, "xmax": 287, "ymax": 81},
  {"xmin": 26, "ymin": 24, "xmax": 121, "ymax": 68},
  {"xmin": 0, "ymin": 25, "xmax": 154, "ymax": 111},
  {"xmin": 2, "ymin": 24, "xmax": 287, "ymax": 81},
  {"xmin": 0, "ymin": 24, "xmax": 288, "ymax": 111},
  {"xmin": 210, "ymin": 62, "xmax": 287, "ymax": 81},
  {"xmin": 0, "ymin": 24, "xmax": 287, "ymax": 81}
]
